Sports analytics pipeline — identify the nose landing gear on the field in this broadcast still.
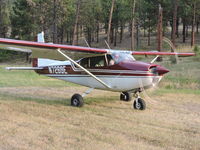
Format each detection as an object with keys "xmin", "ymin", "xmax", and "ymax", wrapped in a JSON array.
[
  {"xmin": 120, "ymin": 91, "xmax": 146, "ymax": 110},
  {"xmin": 133, "ymin": 92, "xmax": 146, "ymax": 110}
]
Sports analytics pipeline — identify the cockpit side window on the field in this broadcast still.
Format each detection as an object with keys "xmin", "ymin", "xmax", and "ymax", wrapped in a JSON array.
[
  {"xmin": 90, "ymin": 56, "xmax": 105, "ymax": 68},
  {"xmin": 79, "ymin": 55, "xmax": 107, "ymax": 68},
  {"xmin": 80, "ymin": 57, "xmax": 90, "ymax": 68},
  {"xmin": 79, "ymin": 53, "xmax": 135, "ymax": 68}
]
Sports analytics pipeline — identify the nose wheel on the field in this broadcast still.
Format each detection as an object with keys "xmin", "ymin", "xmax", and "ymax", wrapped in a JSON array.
[
  {"xmin": 133, "ymin": 98, "xmax": 146, "ymax": 110},
  {"xmin": 133, "ymin": 92, "xmax": 146, "ymax": 110}
]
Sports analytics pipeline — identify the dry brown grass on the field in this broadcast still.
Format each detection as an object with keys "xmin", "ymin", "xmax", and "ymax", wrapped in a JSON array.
[{"xmin": 0, "ymin": 87, "xmax": 200, "ymax": 150}]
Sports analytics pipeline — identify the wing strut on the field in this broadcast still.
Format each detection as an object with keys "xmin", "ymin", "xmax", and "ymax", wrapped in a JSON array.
[
  {"xmin": 151, "ymin": 55, "xmax": 160, "ymax": 63},
  {"xmin": 57, "ymin": 49, "xmax": 111, "ymax": 89}
]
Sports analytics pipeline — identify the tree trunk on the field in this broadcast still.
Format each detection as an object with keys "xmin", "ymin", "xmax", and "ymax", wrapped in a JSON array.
[
  {"xmin": 176, "ymin": 18, "xmax": 179, "ymax": 38},
  {"xmin": 72, "ymin": 0, "xmax": 81, "ymax": 45},
  {"xmin": 114, "ymin": 25, "xmax": 118, "ymax": 46},
  {"xmin": 131, "ymin": 0, "xmax": 136, "ymax": 50},
  {"xmin": 87, "ymin": 27, "xmax": 91, "ymax": 46},
  {"xmin": 136, "ymin": 23, "xmax": 140, "ymax": 49},
  {"xmin": 197, "ymin": 22, "xmax": 199, "ymax": 34},
  {"xmin": 157, "ymin": 5, "xmax": 163, "ymax": 52},
  {"xmin": 120, "ymin": 21, "xmax": 124, "ymax": 43},
  {"xmin": 186, "ymin": 25, "xmax": 189, "ymax": 37},
  {"xmin": 53, "ymin": 0, "xmax": 57, "ymax": 43},
  {"xmin": 110, "ymin": 26, "xmax": 114, "ymax": 44},
  {"xmin": 107, "ymin": 0, "xmax": 115, "ymax": 44},
  {"xmin": 67, "ymin": 30, "xmax": 69, "ymax": 43},
  {"xmin": 60, "ymin": 25, "xmax": 64, "ymax": 44},
  {"xmin": 148, "ymin": 17, "xmax": 151, "ymax": 46},
  {"xmin": 76, "ymin": 24, "xmax": 79, "ymax": 45},
  {"xmin": 191, "ymin": 2, "xmax": 196, "ymax": 47},
  {"xmin": 172, "ymin": 0, "xmax": 178, "ymax": 49},
  {"xmin": 70, "ymin": 31, "xmax": 73, "ymax": 44},
  {"xmin": 129, "ymin": 22, "xmax": 132, "ymax": 37},
  {"xmin": 92, "ymin": 30, "xmax": 95, "ymax": 42},
  {"xmin": 96, "ymin": 19, "xmax": 99, "ymax": 43},
  {"xmin": 182, "ymin": 18, "xmax": 186, "ymax": 43}
]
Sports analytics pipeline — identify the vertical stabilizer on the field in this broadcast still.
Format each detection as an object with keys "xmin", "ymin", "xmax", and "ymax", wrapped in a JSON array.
[{"xmin": 37, "ymin": 31, "xmax": 45, "ymax": 43}]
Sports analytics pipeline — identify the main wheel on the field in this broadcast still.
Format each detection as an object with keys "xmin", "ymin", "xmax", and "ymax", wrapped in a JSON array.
[
  {"xmin": 71, "ymin": 94, "xmax": 84, "ymax": 107},
  {"xmin": 133, "ymin": 98, "xmax": 146, "ymax": 110},
  {"xmin": 120, "ymin": 92, "xmax": 132, "ymax": 101}
]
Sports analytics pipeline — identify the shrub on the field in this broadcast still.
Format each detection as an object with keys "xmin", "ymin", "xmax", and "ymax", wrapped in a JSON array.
[{"xmin": 193, "ymin": 45, "xmax": 200, "ymax": 56}]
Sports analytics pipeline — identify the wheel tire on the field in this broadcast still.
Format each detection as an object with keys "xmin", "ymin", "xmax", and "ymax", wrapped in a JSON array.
[
  {"xmin": 133, "ymin": 98, "xmax": 146, "ymax": 110},
  {"xmin": 71, "ymin": 94, "xmax": 84, "ymax": 107},
  {"xmin": 120, "ymin": 92, "xmax": 132, "ymax": 101}
]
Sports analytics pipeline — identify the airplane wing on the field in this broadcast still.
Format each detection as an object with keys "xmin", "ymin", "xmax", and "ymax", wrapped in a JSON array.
[
  {"xmin": 0, "ymin": 38, "xmax": 108, "ymax": 60},
  {"xmin": 0, "ymin": 38, "xmax": 195, "ymax": 61}
]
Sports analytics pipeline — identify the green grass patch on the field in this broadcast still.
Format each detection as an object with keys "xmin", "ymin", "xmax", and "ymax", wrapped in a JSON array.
[
  {"xmin": 157, "ymin": 57, "xmax": 200, "ymax": 90},
  {"xmin": 164, "ymin": 75, "xmax": 199, "ymax": 84},
  {"xmin": 153, "ymin": 88, "xmax": 200, "ymax": 96}
]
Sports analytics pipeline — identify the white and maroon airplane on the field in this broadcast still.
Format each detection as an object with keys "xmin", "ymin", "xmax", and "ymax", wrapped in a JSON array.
[{"xmin": 0, "ymin": 33, "xmax": 195, "ymax": 110}]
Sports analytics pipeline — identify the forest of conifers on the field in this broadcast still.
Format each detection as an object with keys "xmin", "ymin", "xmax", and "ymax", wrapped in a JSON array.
[{"xmin": 0, "ymin": 0, "xmax": 199, "ymax": 50}]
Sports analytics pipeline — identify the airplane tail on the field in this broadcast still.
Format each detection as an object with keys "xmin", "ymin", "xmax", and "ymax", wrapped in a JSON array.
[{"xmin": 6, "ymin": 58, "xmax": 63, "ymax": 70}]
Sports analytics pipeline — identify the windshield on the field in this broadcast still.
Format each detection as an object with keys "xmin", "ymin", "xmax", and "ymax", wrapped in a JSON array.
[{"xmin": 110, "ymin": 53, "xmax": 135, "ymax": 64}]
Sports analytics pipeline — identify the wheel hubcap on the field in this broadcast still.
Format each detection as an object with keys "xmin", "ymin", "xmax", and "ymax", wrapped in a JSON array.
[
  {"xmin": 136, "ymin": 102, "xmax": 141, "ymax": 109},
  {"xmin": 124, "ymin": 95, "xmax": 127, "ymax": 100},
  {"xmin": 73, "ymin": 99, "xmax": 79, "ymax": 106}
]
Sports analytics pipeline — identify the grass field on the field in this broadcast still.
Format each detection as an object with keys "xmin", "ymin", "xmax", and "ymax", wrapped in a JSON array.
[{"xmin": 0, "ymin": 57, "xmax": 200, "ymax": 150}]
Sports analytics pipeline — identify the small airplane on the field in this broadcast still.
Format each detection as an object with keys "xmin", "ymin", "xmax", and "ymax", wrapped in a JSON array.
[{"xmin": 0, "ymin": 32, "xmax": 195, "ymax": 110}]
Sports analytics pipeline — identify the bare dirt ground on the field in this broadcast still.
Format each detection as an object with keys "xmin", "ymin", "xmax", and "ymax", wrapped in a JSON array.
[{"xmin": 0, "ymin": 86, "xmax": 200, "ymax": 150}]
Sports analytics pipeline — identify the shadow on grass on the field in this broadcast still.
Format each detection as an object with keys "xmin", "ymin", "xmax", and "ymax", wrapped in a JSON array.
[
  {"xmin": 0, "ymin": 92, "xmax": 119, "ymax": 107},
  {"xmin": 0, "ymin": 93, "xmax": 70, "ymax": 106}
]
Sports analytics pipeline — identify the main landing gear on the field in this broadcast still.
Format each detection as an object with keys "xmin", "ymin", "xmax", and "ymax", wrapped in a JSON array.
[
  {"xmin": 70, "ymin": 88, "xmax": 146, "ymax": 110},
  {"xmin": 120, "ymin": 91, "xmax": 146, "ymax": 110},
  {"xmin": 71, "ymin": 88, "xmax": 94, "ymax": 107},
  {"xmin": 71, "ymin": 94, "xmax": 84, "ymax": 107},
  {"xmin": 120, "ymin": 92, "xmax": 132, "ymax": 101}
]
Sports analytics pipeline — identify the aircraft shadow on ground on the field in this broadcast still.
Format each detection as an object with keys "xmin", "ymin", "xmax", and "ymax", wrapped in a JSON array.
[{"xmin": 0, "ymin": 92, "xmax": 121, "ymax": 108}]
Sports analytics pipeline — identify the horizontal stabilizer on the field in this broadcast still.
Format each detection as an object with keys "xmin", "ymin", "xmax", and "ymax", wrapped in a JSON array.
[{"xmin": 5, "ymin": 67, "xmax": 43, "ymax": 70}]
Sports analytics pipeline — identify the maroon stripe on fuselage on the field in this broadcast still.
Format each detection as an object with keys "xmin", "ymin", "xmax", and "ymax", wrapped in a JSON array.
[{"xmin": 35, "ymin": 66, "xmax": 155, "ymax": 77}]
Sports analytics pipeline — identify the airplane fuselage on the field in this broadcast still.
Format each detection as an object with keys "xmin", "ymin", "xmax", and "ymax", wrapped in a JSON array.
[{"xmin": 35, "ymin": 57, "xmax": 169, "ymax": 92}]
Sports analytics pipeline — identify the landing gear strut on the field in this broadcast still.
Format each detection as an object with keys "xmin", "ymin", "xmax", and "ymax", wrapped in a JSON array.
[
  {"xmin": 133, "ymin": 92, "xmax": 146, "ymax": 110},
  {"xmin": 120, "ymin": 91, "xmax": 146, "ymax": 110}
]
